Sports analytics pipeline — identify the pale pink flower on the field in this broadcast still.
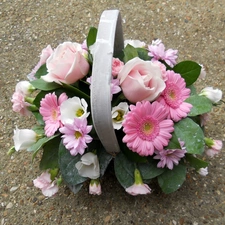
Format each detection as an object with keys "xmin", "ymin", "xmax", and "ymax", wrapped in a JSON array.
[
  {"xmin": 197, "ymin": 167, "xmax": 208, "ymax": 176},
  {"xmin": 40, "ymin": 92, "xmax": 68, "ymax": 137},
  {"xmin": 75, "ymin": 152, "xmax": 100, "ymax": 179},
  {"xmin": 11, "ymin": 91, "xmax": 31, "ymax": 116},
  {"xmin": 205, "ymin": 138, "xmax": 223, "ymax": 158},
  {"xmin": 154, "ymin": 149, "xmax": 186, "ymax": 170},
  {"xmin": 112, "ymin": 58, "xmax": 124, "ymax": 77},
  {"xmin": 157, "ymin": 70, "xmax": 192, "ymax": 122},
  {"xmin": 125, "ymin": 169, "xmax": 151, "ymax": 196},
  {"xmin": 81, "ymin": 39, "xmax": 88, "ymax": 51},
  {"xmin": 89, "ymin": 179, "xmax": 102, "ymax": 195},
  {"xmin": 15, "ymin": 81, "xmax": 35, "ymax": 95},
  {"xmin": 122, "ymin": 101, "xmax": 174, "ymax": 156},
  {"xmin": 27, "ymin": 45, "xmax": 53, "ymax": 80},
  {"xmin": 200, "ymin": 113, "xmax": 210, "ymax": 127},
  {"xmin": 124, "ymin": 39, "xmax": 146, "ymax": 48},
  {"xmin": 59, "ymin": 117, "xmax": 93, "ymax": 156},
  {"xmin": 41, "ymin": 42, "xmax": 89, "ymax": 84},
  {"xmin": 118, "ymin": 57, "xmax": 165, "ymax": 103},
  {"xmin": 33, "ymin": 171, "xmax": 58, "ymax": 197},
  {"xmin": 13, "ymin": 127, "xmax": 37, "ymax": 151},
  {"xmin": 200, "ymin": 87, "xmax": 222, "ymax": 103},
  {"xmin": 148, "ymin": 42, "xmax": 178, "ymax": 67}
]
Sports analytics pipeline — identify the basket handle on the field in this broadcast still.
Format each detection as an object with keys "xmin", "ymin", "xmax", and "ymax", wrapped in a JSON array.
[{"xmin": 90, "ymin": 10, "xmax": 124, "ymax": 153}]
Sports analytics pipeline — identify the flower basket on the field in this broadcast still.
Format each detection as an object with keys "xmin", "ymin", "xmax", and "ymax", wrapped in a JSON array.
[{"xmin": 10, "ymin": 10, "xmax": 223, "ymax": 197}]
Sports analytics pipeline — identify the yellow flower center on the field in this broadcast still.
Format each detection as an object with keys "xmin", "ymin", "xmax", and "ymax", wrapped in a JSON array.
[
  {"xmin": 114, "ymin": 110, "xmax": 124, "ymax": 122},
  {"xmin": 51, "ymin": 110, "xmax": 58, "ymax": 120},
  {"xmin": 74, "ymin": 131, "xmax": 82, "ymax": 139},
  {"xmin": 76, "ymin": 108, "xmax": 84, "ymax": 117}
]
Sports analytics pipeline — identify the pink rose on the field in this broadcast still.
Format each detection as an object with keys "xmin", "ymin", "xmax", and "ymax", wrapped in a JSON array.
[
  {"xmin": 118, "ymin": 57, "xmax": 166, "ymax": 103},
  {"xmin": 41, "ymin": 42, "xmax": 90, "ymax": 84},
  {"xmin": 112, "ymin": 58, "xmax": 124, "ymax": 77}
]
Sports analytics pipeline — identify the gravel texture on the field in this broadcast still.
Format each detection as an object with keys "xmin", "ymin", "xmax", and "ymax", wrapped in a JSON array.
[{"xmin": 1, "ymin": 0, "xmax": 225, "ymax": 224}]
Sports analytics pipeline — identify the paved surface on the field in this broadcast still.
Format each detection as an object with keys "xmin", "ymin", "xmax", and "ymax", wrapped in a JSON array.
[{"xmin": 0, "ymin": 1, "xmax": 225, "ymax": 224}]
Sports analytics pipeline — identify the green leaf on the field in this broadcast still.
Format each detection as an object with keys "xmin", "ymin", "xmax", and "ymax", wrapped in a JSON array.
[
  {"xmin": 31, "ymin": 134, "xmax": 59, "ymax": 161},
  {"xmin": 166, "ymin": 132, "xmax": 181, "ymax": 149},
  {"xmin": 188, "ymin": 85, "xmax": 197, "ymax": 95},
  {"xmin": 34, "ymin": 64, "xmax": 47, "ymax": 79},
  {"xmin": 114, "ymin": 152, "xmax": 135, "ymax": 188},
  {"xmin": 123, "ymin": 44, "xmax": 139, "ymax": 63},
  {"xmin": 185, "ymin": 95, "xmax": 212, "ymax": 116},
  {"xmin": 173, "ymin": 61, "xmax": 201, "ymax": 86},
  {"xmin": 158, "ymin": 164, "xmax": 186, "ymax": 194},
  {"xmin": 185, "ymin": 154, "xmax": 208, "ymax": 170},
  {"xmin": 97, "ymin": 147, "xmax": 113, "ymax": 176},
  {"xmin": 32, "ymin": 112, "xmax": 44, "ymax": 125},
  {"xmin": 138, "ymin": 157, "xmax": 165, "ymax": 180},
  {"xmin": 58, "ymin": 141, "xmax": 87, "ymax": 186},
  {"xmin": 30, "ymin": 79, "xmax": 61, "ymax": 91},
  {"xmin": 174, "ymin": 118, "xmax": 205, "ymax": 154},
  {"xmin": 32, "ymin": 125, "xmax": 45, "ymax": 135},
  {"xmin": 86, "ymin": 27, "xmax": 97, "ymax": 48},
  {"xmin": 40, "ymin": 137, "xmax": 61, "ymax": 170},
  {"xmin": 66, "ymin": 183, "xmax": 84, "ymax": 195},
  {"xmin": 136, "ymin": 48, "xmax": 151, "ymax": 61}
]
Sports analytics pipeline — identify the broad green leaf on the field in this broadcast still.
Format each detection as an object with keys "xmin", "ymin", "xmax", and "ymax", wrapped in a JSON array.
[
  {"xmin": 185, "ymin": 95, "xmax": 212, "ymax": 116},
  {"xmin": 97, "ymin": 147, "xmax": 113, "ymax": 176},
  {"xmin": 32, "ymin": 112, "xmax": 44, "ymax": 125},
  {"xmin": 185, "ymin": 154, "xmax": 208, "ymax": 170},
  {"xmin": 58, "ymin": 141, "xmax": 87, "ymax": 185},
  {"xmin": 123, "ymin": 44, "xmax": 139, "ymax": 63},
  {"xmin": 30, "ymin": 79, "xmax": 61, "ymax": 91},
  {"xmin": 174, "ymin": 118, "xmax": 205, "ymax": 154},
  {"xmin": 166, "ymin": 132, "xmax": 181, "ymax": 149},
  {"xmin": 138, "ymin": 157, "xmax": 165, "ymax": 180},
  {"xmin": 173, "ymin": 61, "xmax": 201, "ymax": 86},
  {"xmin": 136, "ymin": 48, "xmax": 151, "ymax": 61},
  {"xmin": 86, "ymin": 27, "xmax": 97, "ymax": 48},
  {"xmin": 187, "ymin": 85, "xmax": 197, "ymax": 95},
  {"xmin": 66, "ymin": 183, "xmax": 84, "ymax": 195},
  {"xmin": 158, "ymin": 164, "xmax": 186, "ymax": 194},
  {"xmin": 114, "ymin": 152, "xmax": 135, "ymax": 188},
  {"xmin": 32, "ymin": 125, "xmax": 45, "ymax": 135},
  {"xmin": 40, "ymin": 137, "xmax": 61, "ymax": 170},
  {"xmin": 31, "ymin": 134, "xmax": 60, "ymax": 161},
  {"xmin": 34, "ymin": 64, "xmax": 47, "ymax": 79}
]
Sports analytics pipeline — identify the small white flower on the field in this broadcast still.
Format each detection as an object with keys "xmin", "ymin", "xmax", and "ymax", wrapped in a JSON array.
[
  {"xmin": 112, "ymin": 102, "xmax": 129, "ymax": 130},
  {"xmin": 151, "ymin": 39, "xmax": 162, "ymax": 46},
  {"xmin": 199, "ymin": 87, "xmax": 222, "ymax": 103},
  {"xmin": 89, "ymin": 179, "xmax": 101, "ymax": 195},
  {"xmin": 60, "ymin": 97, "xmax": 89, "ymax": 124},
  {"xmin": 75, "ymin": 152, "xmax": 100, "ymax": 179},
  {"xmin": 199, "ymin": 64, "xmax": 206, "ymax": 79},
  {"xmin": 13, "ymin": 126, "xmax": 37, "ymax": 151},
  {"xmin": 15, "ymin": 81, "xmax": 35, "ymax": 95},
  {"xmin": 124, "ymin": 39, "xmax": 146, "ymax": 48},
  {"xmin": 197, "ymin": 167, "xmax": 208, "ymax": 176}
]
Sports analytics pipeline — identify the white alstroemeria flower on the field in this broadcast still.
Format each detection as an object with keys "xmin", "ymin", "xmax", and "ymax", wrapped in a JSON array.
[
  {"xmin": 199, "ymin": 87, "xmax": 222, "ymax": 103},
  {"xmin": 199, "ymin": 64, "xmax": 206, "ymax": 79},
  {"xmin": 60, "ymin": 97, "xmax": 89, "ymax": 124},
  {"xmin": 75, "ymin": 152, "xmax": 100, "ymax": 179},
  {"xmin": 112, "ymin": 102, "xmax": 129, "ymax": 130},
  {"xmin": 15, "ymin": 81, "xmax": 35, "ymax": 95},
  {"xmin": 13, "ymin": 127, "xmax": 37, "ymax": 151},
  {"xmin": 197, "ymin": 167, "xmax": 208, "ymax": 176},
  {"xmin": 124, "ymin": 39, "xmax": 146, "ymax": 48}
]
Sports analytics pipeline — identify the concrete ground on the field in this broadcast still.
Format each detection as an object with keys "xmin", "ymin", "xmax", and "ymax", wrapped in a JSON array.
[{"xmin": 0, "ymin": 0, "xmax": 225, "ymax": 224}]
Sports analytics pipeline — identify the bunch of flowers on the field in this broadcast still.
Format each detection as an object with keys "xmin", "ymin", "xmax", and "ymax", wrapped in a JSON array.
[{"xmin": 9, "ymin": 27, "xmax": 223, "ymax": 197}]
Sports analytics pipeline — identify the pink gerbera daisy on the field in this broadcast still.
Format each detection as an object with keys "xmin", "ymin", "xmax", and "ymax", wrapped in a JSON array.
[
  {"xmin": 40, "ymin": 92, "xmax": 68, "ymax": 137},
  {"xmin": 157, "ymin": 70, "xmax": 192, "ymax": 122},
  {"xmin": 122, "ymin": 101, "xmax": 174, "ymax": 156},
  {"xmin": 59, "ymin": 117, "xmax": 93, "ymax": 156}
]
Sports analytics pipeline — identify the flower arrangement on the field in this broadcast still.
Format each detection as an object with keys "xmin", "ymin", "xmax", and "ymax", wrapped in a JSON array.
[{"xmin": 9, "ymin": 24, "xmax": 223, "ymax": 197}]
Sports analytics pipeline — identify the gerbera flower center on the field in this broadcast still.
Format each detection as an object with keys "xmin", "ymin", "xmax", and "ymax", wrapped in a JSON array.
[
  {"xmin": 74, "ymin": 131, "xmax": 82, "ymax": 139},
  {"xmin": 139, "ymin": 117, "xmax": 160, "ymax": 141},
  {"xmin": 51, "ymin": 109, "xmax": 58, "ymax": 120},
  {"xmin": 76, "ymin": 108, "xmax": 84, "ymax": 117},
  {"xmin": 164, "ymin": 83, "xmax": 181, "ymax": 108}
]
